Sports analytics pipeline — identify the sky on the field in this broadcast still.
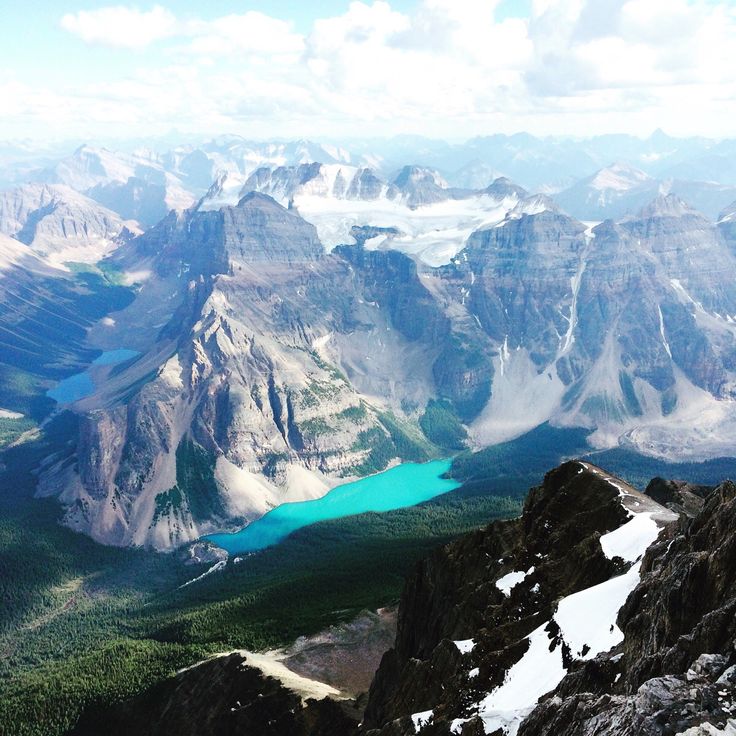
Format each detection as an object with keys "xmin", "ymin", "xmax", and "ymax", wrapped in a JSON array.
[{"xmin": 1, "ymin": 0, "xmax": 735, "ymax": 143}]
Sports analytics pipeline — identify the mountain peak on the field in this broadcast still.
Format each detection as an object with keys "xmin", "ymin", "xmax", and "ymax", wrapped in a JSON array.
[
  {"xmin": 392, "ymin": 165, "xmax": 448, "ymax": 190},
  {"xmin": 508, "ymin": 192, "xmax": 561, "ymax": 218},
  {"xmin": 483, "ymin": 176, "xmax": 528, "ymax": 200},
  {"xmin": 589, "ymin": 161, "xmax": 652, "ymax": 191},
  {"xmin": 235, "ymin": 190, "xmax": 286, "ymax": 210},
  {"xmin": 636, "ymin": 193, "xmax": 700, "ymax": 219}
]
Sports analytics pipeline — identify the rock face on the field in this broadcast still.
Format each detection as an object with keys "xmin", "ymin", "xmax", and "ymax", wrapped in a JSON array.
[
  {"xmin": 360, "ymin": 461, "xmax": 678, "ymax": 735},
  {"xmin": 239, "ymin": 163, "xmax": 389, "ymax": 204},
  {"xmin": 0, "ymin": 184, "xmax": 137, "ymax": 265},
  {"xmin": 436, "ymin": 194, "xmax": 736, "ymax": 450},
  {"xmin": 360, "ymin": 462, "xmax": 736, "ymax": 736}
]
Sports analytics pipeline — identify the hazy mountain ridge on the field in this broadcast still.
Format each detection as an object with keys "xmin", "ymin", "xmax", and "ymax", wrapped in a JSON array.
[
  {"xmin": 0, "ymin": 183, "xmax": 138, "ymax": 267},
  {"xmin": 3, "ymin": 131, "xmax": 736, "ymax": 223}
]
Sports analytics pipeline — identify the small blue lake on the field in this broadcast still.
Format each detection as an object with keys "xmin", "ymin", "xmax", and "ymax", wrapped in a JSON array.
[
  {"xmin": 204, "ymin": 458, "xmax": 461, "ymax": 555},
  {"xmin": 47, "ymin": 349, "xmax": 140, "ymax": 404}
]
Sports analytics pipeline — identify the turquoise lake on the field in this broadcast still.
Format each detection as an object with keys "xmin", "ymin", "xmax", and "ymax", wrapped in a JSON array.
[
  {"xmin": 204, "ymin": 458, "xmax": 460, "ymax": 555},
  {"xmin": 47, "ymin": 349, "xmax": 140, "ymax": 404}
]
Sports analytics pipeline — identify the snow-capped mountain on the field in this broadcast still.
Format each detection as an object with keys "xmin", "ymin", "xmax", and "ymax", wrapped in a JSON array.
[
  {"xmin": 557, "ymin": 162, "xmax": 736, "ymax": 221},
  {"xmin": 555, "ymin": 162, "xmax": 659, "ymax": 221},
  {"xmin": 217, "ymin": 163, "xmax": 527, "ymax": 266}
]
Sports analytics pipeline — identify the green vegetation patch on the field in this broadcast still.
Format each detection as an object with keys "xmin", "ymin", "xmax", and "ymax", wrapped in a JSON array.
[{"xmin": 419, "ymin": 399, "xmax": 468, "ymax": 451}]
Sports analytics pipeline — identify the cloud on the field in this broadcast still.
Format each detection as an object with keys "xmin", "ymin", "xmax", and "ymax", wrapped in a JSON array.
[
  {"xmin": 60, "ymin": 5, "xmax": 177, "ymax": 49},
  {"xmin": 8, "ymin": 0, "xmax": 736, "ymax": 140}
]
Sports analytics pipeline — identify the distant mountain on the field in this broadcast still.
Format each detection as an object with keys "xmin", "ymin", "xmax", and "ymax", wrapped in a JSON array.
[
  {"xmin": 33, "ymin": 145, "xmax": 195, "ymax": 226},
  {"xmin": 0, "ymin": 184, "xmax": 138, "ymax": 267},
  {"xmin": 556, "ymin": 162, "xmax": 659, "ymax": 220},
  {"xmin": 225, "ymin": 163, "xmax": 526, "ymax": 265},
  {"xmin": 557, "ymin": 163, "xmax": 736, "ymax": 221}
]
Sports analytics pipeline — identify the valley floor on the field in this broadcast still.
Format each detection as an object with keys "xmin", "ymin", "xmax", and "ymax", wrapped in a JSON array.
[{"xmin": 2, "ymin": 420, "xmax": 736, "ymax": 736}]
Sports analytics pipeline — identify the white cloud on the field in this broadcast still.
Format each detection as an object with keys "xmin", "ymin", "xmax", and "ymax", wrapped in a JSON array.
[
  {"xmin": 182, "ymin": 12, "xmax": 304, "ymax": 57},
  {"xmin": 60, "ymin": 5, "xmax": 177, "ymax": 49},
  {"xmin": 8, "ymin": 0, "xmax": 736, "ymax": 139}
]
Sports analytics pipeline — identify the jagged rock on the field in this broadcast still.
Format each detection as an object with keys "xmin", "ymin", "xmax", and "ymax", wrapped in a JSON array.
[{"xmin": 361, "ymin": 462, "xmax": 668, "ymax": 734}]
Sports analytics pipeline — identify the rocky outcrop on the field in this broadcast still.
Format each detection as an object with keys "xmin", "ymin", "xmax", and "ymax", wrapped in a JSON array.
[
  {"xmin": 360, "ymin": 461, "xmax": 677, "ymax": 734},
  {"xmin": 69, "ymin": 652, "xmax": 358, "ymax": 736},
  {"xmin": 517, "ymin": 478, "xmax": 736, "ymax": 736}
]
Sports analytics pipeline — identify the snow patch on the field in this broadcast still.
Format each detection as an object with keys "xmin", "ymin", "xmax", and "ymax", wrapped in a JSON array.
[
  {"xmin": 600, "ymin": 513, "xmax": 661, "ymax": 562},
  {"xmin": 0, "ymin": 408, "xmax": 23, "ymax": 419},
  {"xmin": 496, "ymin": 567, "xmax": 534, "ymax": 597},
  {"xmin": 454, "ymin": 639, "xmax": 476, "ymax": 654},
  {"xmin": 554, "ymin": 562, "xmax": 642, "ymax": 660},
  {"xmin": 412, "ymin": 710, "xmax": 434, "ymax": 732},
  {"xmin": 179, "ymin": 560, "xmax": 226, "ymax": 588}
]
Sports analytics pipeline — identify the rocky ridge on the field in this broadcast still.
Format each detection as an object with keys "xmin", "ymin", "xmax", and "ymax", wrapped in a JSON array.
[
  {"xmin": 65, "ymin": 460, "xmax": 736, "ymax": 736},
  {"xmin": 360, "ymin": 460, "xmax": 736, "ymax": 736}
]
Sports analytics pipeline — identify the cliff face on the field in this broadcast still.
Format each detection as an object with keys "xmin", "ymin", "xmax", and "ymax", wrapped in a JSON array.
[
  {"xmin": 436, "ymin": 196, "xmax": 736, "ymax": 451},
  {"xmin": 361, "ymin": 462, "xmax": 736, "ymax": 736},
  {"xmin": 44, "ymin": 193, "xmax": 445, "ymax": 548},
  {"xmin": 360, "ymin": 461, "xmax": 680, "ymax": 735}
]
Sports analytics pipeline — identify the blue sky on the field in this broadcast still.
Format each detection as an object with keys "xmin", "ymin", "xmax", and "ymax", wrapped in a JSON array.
[{"xmin": 1, "ymin": 1, "xmax": 734, "ymax": 142}]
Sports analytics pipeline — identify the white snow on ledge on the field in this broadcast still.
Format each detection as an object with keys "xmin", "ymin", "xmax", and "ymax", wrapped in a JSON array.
[
  {"xmin": 600, "ymin": 512, "xmax": 661, "ymax": 562},
  {"xmin": 496, "ymin": 567, "xmax": 535, "ymax": 597},
  {"xmin": 453, "ymin": 561, "xmax": 644, "ymax": 736},
  {"xmin": 453, "ymin": 639, "xmax": 476, "ymax": 654},
  {"xmin": 412, "ymin": 709, "xmax": 434, "ymax": 732}
]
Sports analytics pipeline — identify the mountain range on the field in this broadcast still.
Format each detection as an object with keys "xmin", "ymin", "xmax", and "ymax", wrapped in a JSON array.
[{"xmin": 3, "ymin": 133, "xmax": 736, "ymax": 736}]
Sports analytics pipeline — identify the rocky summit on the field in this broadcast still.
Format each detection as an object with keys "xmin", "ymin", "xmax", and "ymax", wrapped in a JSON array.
[{"xmin": 360, "ymin": 461, "xmax": 736, "ymax": 736}]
